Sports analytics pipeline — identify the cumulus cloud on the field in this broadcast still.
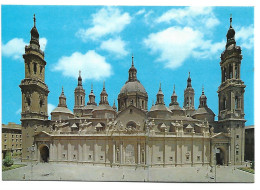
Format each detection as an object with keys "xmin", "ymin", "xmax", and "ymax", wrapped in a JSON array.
[
  {"xmin": 48, "ymin": 103, "xmax": 56, "ymax": 117},
  {"xmin": 156, "ymin": 7, "xmax": 219, "ymax": 29},
  {"xmin": 100, "ymin": 37, "xmax": 128, "ymax": 57},
  {"xmin": 236, "ymin": 25, "xmax": 254, "ymax": 49},
  {"xmin": 2, "ymin": 37, "xmax": 48, "ymax": 60},
  {"xmin": 144, "ymin": 26, "xmax": 224, "ymax": 69},
  {"xmin": 76, "ymin": 7, "xmax": 131, "ymax": 41},
  {"xmin": 143, "ymin": 7, "xmax": 223, "ymax": 69},
  {"xmin": 2, "ymin": 38, "xmax": 26, "ymax": 60},
  {"xmin": 53, "ymin": 50, "xmax": 112, "ymax": 81}
]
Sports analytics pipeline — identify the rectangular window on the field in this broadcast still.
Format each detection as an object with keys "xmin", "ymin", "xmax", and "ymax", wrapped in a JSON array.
[
  {"xmin": 4, "ymin": 145, "xmax": 7, "ymax": 149},
  {"xmin": 236, "ymin": 135, "xmax": 239, "ymax": 139}
]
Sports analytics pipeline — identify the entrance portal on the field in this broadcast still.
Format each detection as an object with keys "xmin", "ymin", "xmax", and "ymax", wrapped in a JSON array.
[
  {"xmin": 40, "ymin": 145, "xmax": 49, "ymax": 162},
  {"xmin": 216, "ymin": 148, "xmax": 224, "ymax": 165}
]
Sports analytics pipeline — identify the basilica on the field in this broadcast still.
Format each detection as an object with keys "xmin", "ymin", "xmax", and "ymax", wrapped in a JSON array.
[{"xmin": 20, "ymin": 15, "xmax": 246, "ymax": 167}]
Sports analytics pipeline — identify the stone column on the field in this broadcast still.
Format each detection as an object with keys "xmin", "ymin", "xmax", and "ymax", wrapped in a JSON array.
[
  {"xmin": 113, "ymin": 141, "xmax": 116, "ymax": 164},
  {"xmin": 120, "ymin": 142, "xmax": 123, "ymax": 165},
  {"xmin": 49, "ymin": 143, "xmax": 53, "ymax": 162},
  {"xmin": 228, "ymin": 143, "xmax": 231, "ymax": 165},
  {"xmin": 138, "ymin": 142, "xmax": 141, "ymax": 164}
]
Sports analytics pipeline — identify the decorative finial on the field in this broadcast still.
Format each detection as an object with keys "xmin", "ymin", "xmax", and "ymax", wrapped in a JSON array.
[
  {"xmin": 132, "ymin": 54, "xmax": 134, "ymax": 67},
  {"xmin": 230, "ymin": 14, "xmax": 232, "ymax": 28},
  {"xmin": 91, "ymin": 83, "xmax": 93, "ymax": 92},
  {"xmin": 202, "ymin": 85, "xmax": 204, "ymax": 94},
  {"xmin": 103, "ymin": 81, "xmax": 105, "ymax": 90},
  {"xmin": 33, "ymin": 14, "xmax": 36, "ymax": 27},
  {"xmin": 173, "ymin": 84, "xmax": 175, "ymax": 93},
  {"xmin": 159, "ymin": 82, "xmax": 162, "ymax": 91},
  {"xmin": 62, "ymin": 86, "xmax": 64, "ymax": 93},
  {"xmin": 79, "ymin": 70, "xmax": 81, "ymax": 77},
  {"xmin": 189, "ymin": 72, "xmax": 190, "ymax": 78}
]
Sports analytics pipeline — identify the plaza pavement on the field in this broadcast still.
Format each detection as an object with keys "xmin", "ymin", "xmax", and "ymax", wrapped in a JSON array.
[{"xmin": 2, "ymin": 162, "xmax": 254, "ymax": 182}]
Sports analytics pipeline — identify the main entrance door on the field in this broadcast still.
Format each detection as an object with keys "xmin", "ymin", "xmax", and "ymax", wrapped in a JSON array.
[
  {"xmin": 216, "ymin": 148, "xmax": 225, "ymax": 165},
  {"xmin": 40, "ymin": 145, "xmax": 49, "ymax": 162}
]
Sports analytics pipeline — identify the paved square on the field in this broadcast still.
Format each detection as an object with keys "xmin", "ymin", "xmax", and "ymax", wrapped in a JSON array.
[{"xmin": 2, "ymin": 162, "xmax": 254, "ymax": 182}]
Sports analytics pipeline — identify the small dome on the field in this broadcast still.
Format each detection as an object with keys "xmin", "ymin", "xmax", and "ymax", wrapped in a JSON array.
[
  {"xmin": 120, "ymin": 81, "xmax": 147, "ymax": 94},
  {"xmin": 51, "ymin": 107, "xmax": 73, "ymax": 115},
  {"xmin": 92, "ymin": 104, "xmax": 115, "ymax": 112},
  {"xmin": 31, "ymin": 27, "xmax": 39, "ymax": 38},
  {"xmin": 149, "ymin": 104, "xmax": 172, "ymax": 113},
  {"xmin": 227, "ymin": 27, "xmax": 235, "ymax": 40},
  {"xmin": 192, "ymin": 107, "xmax": 215, "ymax": 116}
]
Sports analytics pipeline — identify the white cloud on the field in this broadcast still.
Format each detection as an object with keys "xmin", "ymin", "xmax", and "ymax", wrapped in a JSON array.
[
  {"xmin": 100, "ymin": 37, "xmax": 128, "ymax": 57},
  {"xmin": 2, "ymin": 37, "xmax": 47, "ymax": 60},
  {"xmin": 76, "ymin": 7, "xmax": 131, "ymax": 41},
  {"xmin": 53, "ymin": 50, "xmax": 112, "ymax": 81},
  {"xmin": 236, "ymin": 25, "xmax": 254, "ymax": 49},
  {"xmin": 15, "ymin": 108, "xmax": 22, "ymax": 115},
  {"xmin": 39, "ymin": 38, "xmax": 47, "ymax": 51},
  {"xmin": 156, "ymin": 7, "xmax": 219, "ymax": 29},
  {"xmin": 144, "ymin": 26, "xmax": 224, "ymax": 69},
  {"xmin": 2, "ymin": 38, "xmax": 26, "ymax": 60},
  {"xmin": 48, "ymin": 103, "xmax": 56, "ymax": 117},
  {"xmin": 144, "ymin": 10, "xmax": 154, "ymax": 25}
]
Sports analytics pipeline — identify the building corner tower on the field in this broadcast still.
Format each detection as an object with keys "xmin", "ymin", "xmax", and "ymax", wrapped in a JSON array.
[
  {"xmin": 19, "ymin": 14, "xmax": 50, "ymax": 161},
  {"xmin": 217, "ymin": 16, "xmax": 246, "ymax": 165}
]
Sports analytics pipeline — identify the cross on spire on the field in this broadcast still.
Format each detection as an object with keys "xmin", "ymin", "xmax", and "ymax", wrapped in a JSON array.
[
  {"xmin": 173, "ymin": 84, "xmax": 175, "ymax": 93},
  {"xmin": 91, "ymin": 83, "xmax": 93, "ymax": 93},
  {"xmin": 159, "ymin": 82, "xmax": 162, "ymax": 91},
  {"xmin": 103, "ymin": 81, "xmax": 105, "ymax": 90},
  {"xmin": 202, "ymin": 85, "xmax": 204, "ymax": 95}
]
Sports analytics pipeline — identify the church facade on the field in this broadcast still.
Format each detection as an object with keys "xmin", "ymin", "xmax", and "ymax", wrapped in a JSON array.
[{"xmin": 20, "ymin": 15, "xmax": 246, "ymax": 167}]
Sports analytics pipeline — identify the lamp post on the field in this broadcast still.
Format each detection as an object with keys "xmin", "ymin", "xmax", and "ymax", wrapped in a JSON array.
[{"xmin": 30, "ymin": 145, "xmax": 35, "ymax": 180}]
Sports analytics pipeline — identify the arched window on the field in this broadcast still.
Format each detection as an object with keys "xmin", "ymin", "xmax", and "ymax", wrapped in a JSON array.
[
  {"xmin": 33, "ymin": 63, "xmax": 37, "ymax": 74},
  {"xmin": 27, "ymin": 98, "xmax": 31, "ymax": 106},
  {"xmin": 235, "ymin": 66, "xmax": 238, "ymax": 79},
  {"xmin": 223, "ymin": 97, "xmax": 226, "ymax": 110},
  {"xmin": 142, "ymin": 100, "xmax": 144, "ymax": 109},
  {"xmin": 224, "ymin": 68, "xmax": 227, "ymax": 81},
  {"xmin": 235, "ymin": 96, "xmax": 238, "ymax": 109},
  {"xmin": 186, "ymin": 97, "xmax": 189, "ymax": 106},
  {"xmin": 40, "ymin": 100, "xmax": 43, "ymax": 107},
  {"xmin": 81, "ymin": 96, "xmax": 83, "ymax": 105},
  {"xmin": 77, "ymin": 96, "xmax": 79, "ymax": 105},
  {"xmin": 229, "ymin": 64, "xmax": 233, "ymax": 79},
  {"xmin": 189, "ymin": 97, "xmax": 192, "ymax": 105}
]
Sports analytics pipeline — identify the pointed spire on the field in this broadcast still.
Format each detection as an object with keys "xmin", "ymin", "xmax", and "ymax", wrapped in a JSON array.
[
  {"xmin": 58, "ymin": 86, "xmax": 67, "ymax": 107},
  {"xmin": 77, "ymin": 70, "xmax": 82, "ymax": 86},
  {"xmin": 173, "ymin": 84, "xmax": 175, "ymax": 93},
  {"xmin": 112, "ymin": 99, "xmax": 117, "ymax": 111},
  {"xmin": 187, "ymin": 72, "xmax": 192, "ymax": 88},
  {"xmin": 202, "ymin": 85, "xmax": 204, "ymax": 95},
  {"xmin": 230, "ymin": 14, "xmax": 232, "ymax": 28},
  {"xmin": 103, "ymin": 81, "xmax": 105, "ymax": 90},
  {"xmin": 33, "ymin": 14, "xmax": 36, "ymax": 27},
  {"xmin": 159, "ymin": 82, "xmax": 162, "ymax": 91},
  {"xmin": 132, "ymin": 53, "xmax": 134, "ymax": 67},
  {"xmin": 91, "ymin": 83, "xmax": 93, "ymax": 93}
]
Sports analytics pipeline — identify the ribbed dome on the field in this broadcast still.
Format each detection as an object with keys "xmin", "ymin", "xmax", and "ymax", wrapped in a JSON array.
[{"xmin": 120, "ymin": 81, "xmax": 147, "ymax": 94}]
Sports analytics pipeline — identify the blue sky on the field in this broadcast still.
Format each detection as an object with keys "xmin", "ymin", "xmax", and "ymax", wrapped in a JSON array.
[{"xmin": 1, "ymin": 6, "xmax": 254, "ymax": 125}]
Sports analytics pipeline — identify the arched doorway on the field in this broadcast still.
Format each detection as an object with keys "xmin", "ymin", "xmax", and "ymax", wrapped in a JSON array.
[
  {"xmin": 216, "ymin": 148, "xmax": 225, "ymax": 165},
  {"xmin": 40, "ymin": 145, "xmax": 49, "ymax": 162}
]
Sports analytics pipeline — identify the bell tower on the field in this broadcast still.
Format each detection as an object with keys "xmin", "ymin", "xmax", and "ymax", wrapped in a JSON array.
[
  {"xmin": 184, "ymin": 72, "xmax": 195, "ymax": 116},
  {"xmin": 19, "ymin": 14, "xmax": 50, "ymax": 161},
  {"xmin": 217, "ymin": 16, "xmax": 246, "ymax": 165}
]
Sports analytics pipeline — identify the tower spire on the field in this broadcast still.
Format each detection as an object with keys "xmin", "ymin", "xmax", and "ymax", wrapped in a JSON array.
[
  {"xmin": 91, "ymin": 83, "xmax": 93, "ymax": 93},
  {"xmin": 103, "ymin": 81, "xmax": 105, "ymax": 90},
  {"xmin": 33, "ymin": 14, "xmax": 36, "ymax": 27},
  {"xmin": 132, "ymin": 54, "xmax": 134, "ymax": 67},
  {"xmin": 173, "ymin": 84, "xmax": 175, "ymax": 93},
  {"xmin": 230, "ymin": 14, "xmax": 232, "ymax": 28},
  {"xmin": 202, "ymin": 85, "xmax": 204, "ymax": 95}
]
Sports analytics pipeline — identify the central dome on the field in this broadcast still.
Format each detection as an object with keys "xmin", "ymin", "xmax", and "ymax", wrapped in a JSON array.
[{"xmin": 120, "ymin": 81, "xmax": 147, "ymax": 94}]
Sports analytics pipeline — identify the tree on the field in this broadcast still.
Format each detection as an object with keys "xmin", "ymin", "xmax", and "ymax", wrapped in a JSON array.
[{"xmin": 3, "ymin": 151, "xmax": 14, "ymax": 167}]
